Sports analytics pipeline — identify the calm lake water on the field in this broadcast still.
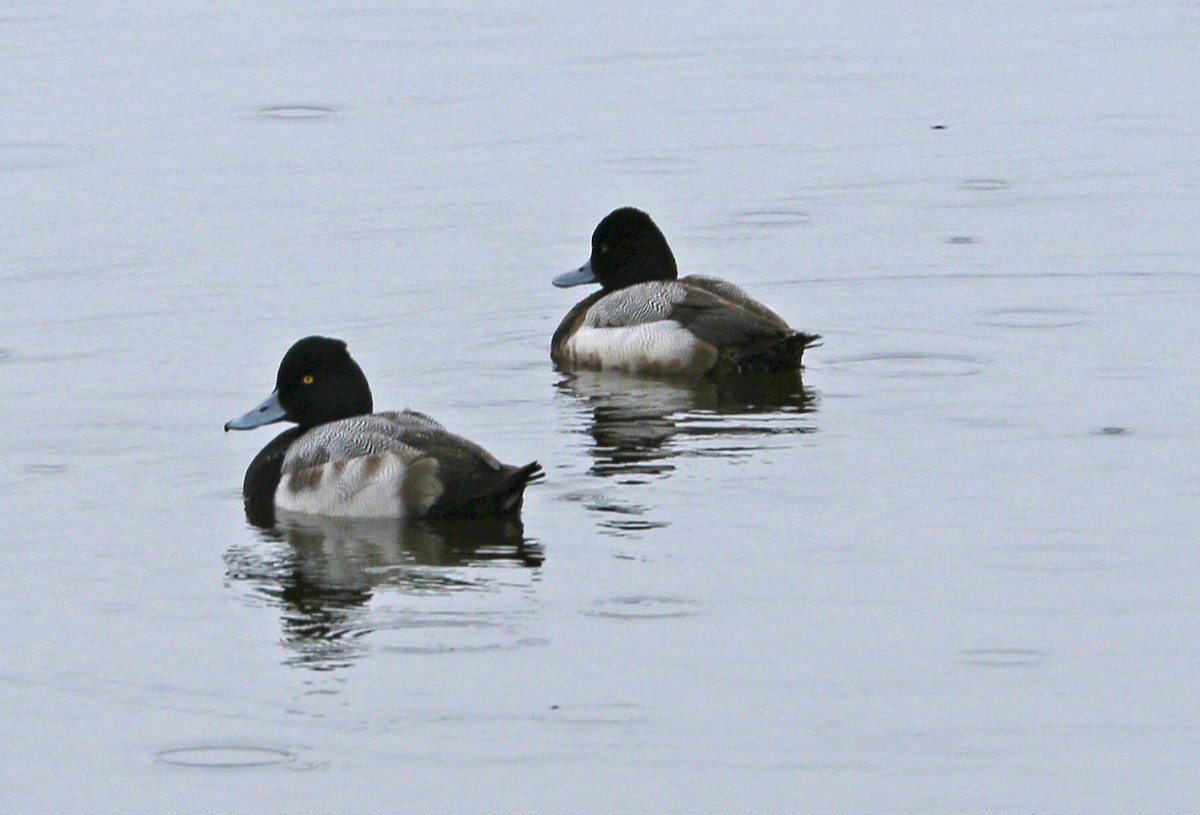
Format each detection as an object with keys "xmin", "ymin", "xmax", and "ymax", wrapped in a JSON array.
[{"xmin": 3, "ymin": 1, "xmax": 1198, "ymax": 812}]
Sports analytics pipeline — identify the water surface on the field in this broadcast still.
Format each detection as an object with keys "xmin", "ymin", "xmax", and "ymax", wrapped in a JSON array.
[{"xmin": 3, "ymin": 1, "xmax": 1198, "ymax": 812}]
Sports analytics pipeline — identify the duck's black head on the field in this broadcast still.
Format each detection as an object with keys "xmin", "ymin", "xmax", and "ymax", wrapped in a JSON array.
[
  {"xmin": 554, "ymin": 207, "xmax": 678, "ymax": 292},
  {"xmin": 275, "ymin": 336, "xmax": 373, "ymax": 427},
  {"xmin": 225, "ymin": 335, "xmax": 373, "ymax": 432}
]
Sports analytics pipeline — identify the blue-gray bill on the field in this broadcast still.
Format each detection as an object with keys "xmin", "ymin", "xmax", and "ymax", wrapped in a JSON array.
[
  {"xmin": 224, "ymin": 390, "xmax": 289, "ymax": 431},
  {"xmin": 552, "ymin": 260, "xmax": 596, "ymax": 288}
]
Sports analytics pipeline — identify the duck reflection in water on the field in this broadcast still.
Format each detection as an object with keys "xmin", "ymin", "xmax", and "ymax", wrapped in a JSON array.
[
  {"xmin": 558, "ymin": 369, "xmax": 817, "ymax": 480},
  {"xmin": 226, "ymin": 511, "xmax": 541, "ymax": 670}
]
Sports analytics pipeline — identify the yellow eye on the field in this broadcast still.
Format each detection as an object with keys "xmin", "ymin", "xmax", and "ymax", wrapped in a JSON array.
[
  {"xmin": 599, "ymin": 243, "xmax": 609, "ymax": 254},
  {"xmin": 302, "ymin": 375, "xmax": 314, "ymax": 385}
]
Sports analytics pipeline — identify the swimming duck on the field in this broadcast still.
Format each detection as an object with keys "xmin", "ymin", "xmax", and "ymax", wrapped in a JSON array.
[
  {"xmin": 225, "ymin": 336, "xmax": 542, "ymax": 521},
  {"xmin": 552, "ymin": 207, "xmax": 820, "ymax": 376}
]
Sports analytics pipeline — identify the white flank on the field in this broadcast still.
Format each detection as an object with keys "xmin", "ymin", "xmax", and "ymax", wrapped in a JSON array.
[
  {"xmin": 275, "ymin": 450, "xmax": 414, "ymax": 519},
  {"xmin": 564, "ymin": 321, "xmax": 715, "ymax": 375}
]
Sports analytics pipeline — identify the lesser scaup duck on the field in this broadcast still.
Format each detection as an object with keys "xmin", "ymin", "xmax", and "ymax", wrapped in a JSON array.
[
  {"xmin": 225, "ymin": 336, "xmax": 543, "ymax": 521},
  {"xmin": 552, "ymin": 207, "xmax": 820, "ymax": 376}
]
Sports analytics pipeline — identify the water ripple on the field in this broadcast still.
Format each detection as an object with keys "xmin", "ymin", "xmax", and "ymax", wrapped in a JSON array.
[
  {"xmin": 157, "ymin": 745, "xmax": 296, "ymax": 768},
  {"xmin": 729, "ymin": 209, "xmax": 812, "ymax": 228},
  {"xmin": 957, "ymin": 648, "xmax": 1047, "ymax": 667},
  {"xmin": 959, "ymin": 178, "xmax": 1011, "ymax": 191},
  {"xmin": 379, "ymin": 636, "xmax": 549, "ymax": 656},
  {"xmin": 583, "ymin": 595, "xmax": 700, "ymax": 620},
  {"xmin": 977, "ymin": 307, "xmax": 1090, "ymax": 329},
  {"xmin": 254, "ymin": 104, "xmax": 338, "ymax": 121},
  {"xmin": 829, "ymin": 352, "xmax": 985, "ymax": 378},
  {"xmin": 23, "ymin": 463, "xmax": 67, "ymax": 475},
  {"xmin": 602, "ymin": 152, "xmax": 697, "ymax": 177}
]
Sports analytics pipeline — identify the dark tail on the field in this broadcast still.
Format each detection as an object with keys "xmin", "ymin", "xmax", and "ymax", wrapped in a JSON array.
[
  {"xmin": 735, "ymin": 331, "xmax": 822, "ymax": 374},
  {"xmin": 512, "ymin": 460, "xmax": 545, "ymax": 487},
  {"xmin": 789, "ymin": 331, "xmax": 822, "ymax": 357},
  {"xmin": 429, "ymin": 460, "xmax": 544, "ymax": 517},
  {"xmin": 489, "ymin": 460, "xmax": 544, "ymax": 515}
]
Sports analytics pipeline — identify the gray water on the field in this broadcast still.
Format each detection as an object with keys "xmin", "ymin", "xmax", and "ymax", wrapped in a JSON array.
[{"xmin": 3, "ymin": 1, "xmax": 1198, "ymax": 812}]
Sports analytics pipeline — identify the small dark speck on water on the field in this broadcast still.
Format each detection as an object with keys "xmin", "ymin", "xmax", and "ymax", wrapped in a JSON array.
[
  {"xmin": 1098, "ymin": 426, "xmax": 1132, "ymax": 436},
  {"xmin": 931, "ymin": 124, "xmax": 947, "ymax": 130}
]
